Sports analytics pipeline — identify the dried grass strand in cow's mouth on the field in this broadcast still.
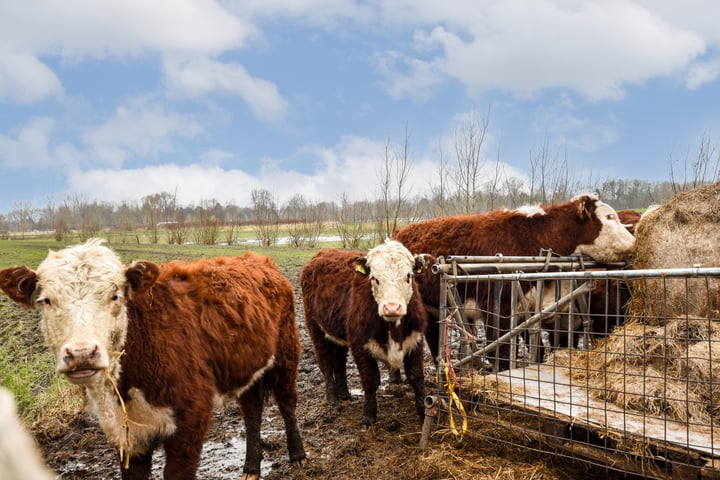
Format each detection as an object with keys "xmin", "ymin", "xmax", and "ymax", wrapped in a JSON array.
[{"xmin": 104, "ymin": 354, "xmax": 131, "ymax": 469}]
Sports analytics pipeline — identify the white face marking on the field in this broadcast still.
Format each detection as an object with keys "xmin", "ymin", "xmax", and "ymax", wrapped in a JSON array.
[
  {"xmin": 364, "ymin": 239, "xmax": 417, "ymax": 322},
  {"xmin": 33, "ymin": 239, "xmax": 129, "ymax": 381},
  {"xmin": 574, "ymin": 200, "xmax": 636, "ymax": 262},
  {"xmin": 364, "ymin": 331, "xmax": 423, "ymax": 369}
]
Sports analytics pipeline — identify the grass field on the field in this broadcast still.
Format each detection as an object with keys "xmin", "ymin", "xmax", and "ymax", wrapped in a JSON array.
[{"xmin": 0, "ymin": 236, "xmax": 325, "ymax": 424}]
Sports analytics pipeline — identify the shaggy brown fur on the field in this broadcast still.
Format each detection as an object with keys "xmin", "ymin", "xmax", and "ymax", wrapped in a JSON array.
[
  {"xmin": 394, "ymin": 195, "xmax": 633, "ymax": 364},
  {"xmin": 0, "ymin": 251, "xmax": 306, "ymax": 480},
  {"xmin": 300, "ymin": 248, "xmax": 428, "ymax": 428}
]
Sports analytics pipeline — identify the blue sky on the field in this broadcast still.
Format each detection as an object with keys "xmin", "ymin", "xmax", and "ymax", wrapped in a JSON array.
[{"xmin": 1, "ymin": 1, "xmax": 719, "ymax": 213}]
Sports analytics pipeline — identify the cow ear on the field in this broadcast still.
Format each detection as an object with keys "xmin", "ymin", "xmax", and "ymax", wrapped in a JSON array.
[
  {"xmin": 413, "ymin": 254, "xmax": 428, "ymax": 275},
  {"xmin": 577, "ymin": 195, "xmax": 597, "ymax": 221},
  {"xmin": 0, "ymin": 266, "xmax": 38, "ymax": 307},
  {"xmin": 353, "ymin": 257, "xmax": 370, "ymax": 276},
  {"xmin": 125, "ymin": 261, "xmax": 160, "ymax": 295}
]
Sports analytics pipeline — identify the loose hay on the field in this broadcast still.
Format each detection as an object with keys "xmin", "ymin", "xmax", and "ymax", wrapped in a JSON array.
[{"xmin": 548, "ymin": 316, "xmax": 720, "ymax": 426}]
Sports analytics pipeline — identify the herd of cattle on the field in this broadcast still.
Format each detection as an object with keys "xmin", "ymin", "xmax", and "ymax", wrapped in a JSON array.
[{"xmin": 0, "ymin": 192, "xmax": 641, "ymax": 480}]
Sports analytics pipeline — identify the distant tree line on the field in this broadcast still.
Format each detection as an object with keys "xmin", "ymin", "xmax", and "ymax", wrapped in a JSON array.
[{"xmin": 1, "ymin": 114, "xmax": 717, "ymax": 248}]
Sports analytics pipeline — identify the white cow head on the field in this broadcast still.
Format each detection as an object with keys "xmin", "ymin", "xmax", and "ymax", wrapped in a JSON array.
[
  {"xmin": 572, "ymin": 194, "xmax": 636, "ymax": 262},
  {"xmin": 354, "ymin": 239, "xmax": 427, "ymax": 323},
  {"xmin": 0, "ymin": 239, "xmax": 158, "ymax": 385}
]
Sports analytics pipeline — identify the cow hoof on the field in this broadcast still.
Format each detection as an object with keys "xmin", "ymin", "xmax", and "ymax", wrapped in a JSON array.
[
  {"xmin": 327, "ymin": 391, "xmax": 351, "ymax": 404},
  {"xmin": 361, "ymin": 416, "xmax": 376, "ymax": 429},
  {"xmin": 241, "ymin": 473, "xmax": 260, "ymax": 480}
]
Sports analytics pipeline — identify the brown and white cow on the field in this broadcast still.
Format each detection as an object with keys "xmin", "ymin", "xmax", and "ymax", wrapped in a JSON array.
[
  {"xmin": 0, "ymin": 239, "xmax": 305, "ymax": 480},
  {"xmin": 300, "ymin": 239, "xmax": 428, "ymax": 428},
  {"xmin": 393, "ymin": 193, "xmax": 635, "ymax": 364}
]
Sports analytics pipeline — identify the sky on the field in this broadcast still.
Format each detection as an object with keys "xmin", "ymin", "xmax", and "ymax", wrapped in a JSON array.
[{"xmin": 1, "ymin": 1, "xmax": 720, "ymax": 213}]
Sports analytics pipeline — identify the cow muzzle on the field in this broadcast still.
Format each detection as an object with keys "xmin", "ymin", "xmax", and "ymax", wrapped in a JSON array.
[
  {"xmin": 381, "ymin": 303, "xmax": 405, "ymax": 322},
  {"xmin": 57, "ymin": 342, "xmax": 108, "ymax": 384}
]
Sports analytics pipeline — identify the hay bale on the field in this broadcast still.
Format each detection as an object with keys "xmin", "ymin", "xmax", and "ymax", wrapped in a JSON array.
[{"xmin": 631, "ymin": 182, "xmax": 720, "ymax": 321}]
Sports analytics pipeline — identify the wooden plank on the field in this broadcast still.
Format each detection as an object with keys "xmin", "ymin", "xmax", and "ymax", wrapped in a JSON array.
[
  {"xmin": 463, "ymin": 363, "xmax": 720, "ymax": 478},
  {"xmin": 486, "ymin": 364, "xmax": 720, "ymax": 458}
]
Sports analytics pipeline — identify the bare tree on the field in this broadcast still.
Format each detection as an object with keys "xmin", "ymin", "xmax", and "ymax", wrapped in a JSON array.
[
  {"xmin": 141, "ymin": 192, "xmax": 177, "ymax": 244},
  {"xmin": 252, "ymin": 189, "xmax": 279, "ymax": 247},
  {"xmin": 8, "ymin": 201, "xmax": 35, "ymax": 237},
  {"xmin": 451, "ymin": 108, "xmax": 490, "ymax": 213},
  {"xmin": 429, "ymin": 138, "xmax": 450, "ymax": 217},
  {"xmin": 484, "ymin": 147, "xmax": 505, "ymax": 210},
  {"xmin": 67, "ymin": 195, "xmax": 104, "ymax": 242},
  {"xmin": 334, "ymin": 193, "xmax": 368, "ymax": 249},
  {"xmin": 527, "ymin": 140, "xmax": 582, "ymax": 204},
  {"xmin": 192, "ymin": 200, "xmax": 221, "ymax": 246},
  {"xmin": 375, "ymin": 127, "xmax": 414, "ymax": 238},
  {"xmin": 669, "ymin": 131, "xmax": 720, "ymax": 194},
  {"xmin": 283, "ymin": 194, "xmax": 326, "ymax": 248}
]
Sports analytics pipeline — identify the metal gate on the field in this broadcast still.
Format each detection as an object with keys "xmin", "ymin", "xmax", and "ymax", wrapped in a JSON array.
[{"xmin": 429, "ymin": 255, "xmax": 720, "ymax": 479}]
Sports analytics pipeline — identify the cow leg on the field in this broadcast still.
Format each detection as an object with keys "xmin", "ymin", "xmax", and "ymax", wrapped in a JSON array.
[
  {"xmin": 305, "ymin": 319, "xmax": 349, "ymax": 403},
  {"xmin": 239, "ymin": 382, "xmax": 265, "ymax": 478},
  {"xmin": 269, "ymin": 368, "xmax": 306, "ymax": 466},
  {"xmin": 424, "ymin": 311, "xmax": 440, "ymax": 362},
  {"xmin": 120, "ymin": 451, "xmax": 153, "ymax": 480},
  {"xmin": 162, "ymin": 408, "xmax": 211, "ymax": 480},
  {"xmin": 388, "ymin": 366, "xmax": 402, "ymax": 384},
  {"xmin": 350, "ymin": 346, "xmax": 381, "ymax": 428},
  {"xmin": 403, "ymin": 346, "xmax": 426, "ymax": 423},
  {"xmin": 330, "ymin": 344, "xmax": 351, "ymax": 401}
]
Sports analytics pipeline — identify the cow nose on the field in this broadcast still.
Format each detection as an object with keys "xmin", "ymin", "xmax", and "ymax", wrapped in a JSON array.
[
  {"xmin": 63, "ymin": 343, "xmax": 100, "ymax": 370},
  {"xmin": 383, "ymin": 303, "xmax": 403, "ymax": 316}
]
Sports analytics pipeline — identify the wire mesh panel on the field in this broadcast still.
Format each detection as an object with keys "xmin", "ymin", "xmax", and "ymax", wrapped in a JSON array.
[{"xmin": 432, "ymin": 257, "xmax": 720, "ymax": 480}]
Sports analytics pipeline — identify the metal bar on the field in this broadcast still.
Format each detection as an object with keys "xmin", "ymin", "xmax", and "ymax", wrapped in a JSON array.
[
  {"xmin": 440, "ymin": 266, "xmax": 720, "ymax": 282},
  {"xmin": 453, "ymin": 281, "xmax": 596, "ymax": 368}
]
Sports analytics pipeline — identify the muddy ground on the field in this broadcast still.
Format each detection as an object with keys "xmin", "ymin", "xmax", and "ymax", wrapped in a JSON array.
[{"xmin": 30, "ymin": 265, "xmax": 640, "ymax": 480}]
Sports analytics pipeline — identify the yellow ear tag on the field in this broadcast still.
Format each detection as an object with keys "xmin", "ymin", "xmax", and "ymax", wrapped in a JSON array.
[{"xmin": 355, "ymin": 264, "xmax": 368, "ymax": 275}]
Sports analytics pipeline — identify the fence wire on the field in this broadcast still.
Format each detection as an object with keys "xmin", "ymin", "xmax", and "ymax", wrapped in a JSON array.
[{"xmin": 432, "ymin": 256, "xmax": 720, "ymax": 479}]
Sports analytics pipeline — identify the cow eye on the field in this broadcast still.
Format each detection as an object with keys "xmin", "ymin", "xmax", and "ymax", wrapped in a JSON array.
[
  {"xmin": 36, "ymin": 297, "xmax": 51, "ymax": 307},
  {"xmin": 607, "ymin": 213, "xmax": 617, "ymax": 221},
  {"xmin": 406, "ymin": 273, "xmax": 412, "ymax": 283}
]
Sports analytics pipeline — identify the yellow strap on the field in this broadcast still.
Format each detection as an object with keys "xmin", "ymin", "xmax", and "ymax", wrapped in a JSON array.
[{"xmin": 444, "ymin": 364, "xmax": 467, "ymax": 436}]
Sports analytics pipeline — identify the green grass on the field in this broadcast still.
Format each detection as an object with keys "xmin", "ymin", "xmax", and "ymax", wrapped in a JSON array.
[{"xmin": 0, "ymin": 237, "xmax": 326, "ymax": 423}]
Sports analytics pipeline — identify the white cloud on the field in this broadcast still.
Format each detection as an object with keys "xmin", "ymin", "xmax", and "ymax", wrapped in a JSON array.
[
  {"xmin": 0, "ymin": 49, "xmax": 63, "ymax": 103},
  {"xmin": 200, "ymin": 148, "xmax": 234, "ymax": 167},
  {"xmin": 0, "ymin": 117, "xmax": 77, "ymax": 169},
  {"xmin": 375, "ymin": 1, "xmax": 707, "ymax": 101},
  {"xmin": 163, "ymin": 57, "xmax": 289, "ymax": 122},
  {"xmin": 686, "ymin": 60, "xmax": 720, "ymax": 90},
  {"xmin": 0, "ymin": 0, "xmax": 252, "ymax": 59},
  {"xmin": 67, "ymin": 164, "xmax": 257, "ymax": 207},
  {"xmin": 82, "ymin": 96, "xmax": 203, "ymax": 168},
  {"xmin": 0, "ymin": 1, "xmax": 253, "ymax": 105},
  {"xmin": 530, "ymin": 96, "xmax": 619, "ymax": 152},
  {"xmin": 229, "ymin": 0, "xmax": 371, "ymax": 27},
  {"xmin": 64, "ymin": 135, "xmax": 444, "ymax": 208}
]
